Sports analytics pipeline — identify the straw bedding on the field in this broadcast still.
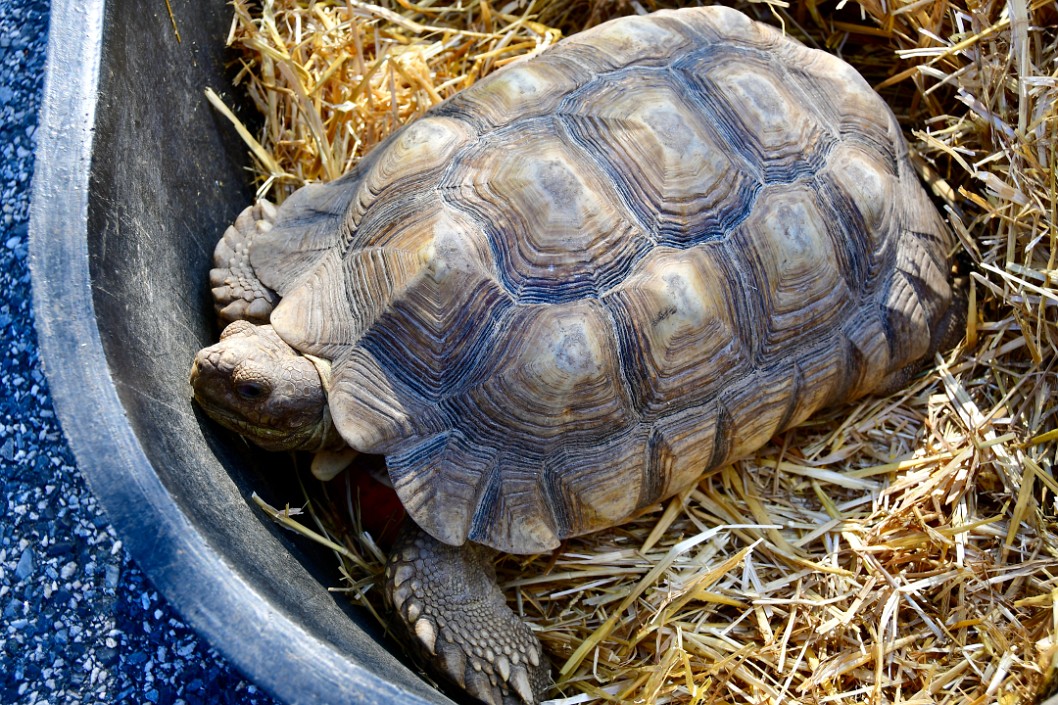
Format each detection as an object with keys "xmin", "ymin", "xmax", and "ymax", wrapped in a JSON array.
[{"xmin": 214, "ymin": 1, "xmax": 1058, "ymax": 702}]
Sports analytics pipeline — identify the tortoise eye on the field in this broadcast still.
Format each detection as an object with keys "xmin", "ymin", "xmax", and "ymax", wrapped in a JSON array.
[{"xmin": 235, "ymin": 381, "xmax": 269, "ymax": 400}]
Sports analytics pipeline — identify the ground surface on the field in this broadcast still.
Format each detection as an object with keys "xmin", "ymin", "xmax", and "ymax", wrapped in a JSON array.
[{"xmin": 0, "ymin": 1, "xmax": 280, "ymax": 702}]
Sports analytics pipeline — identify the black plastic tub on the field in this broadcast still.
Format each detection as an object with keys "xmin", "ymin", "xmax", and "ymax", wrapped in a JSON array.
[{"xmin": 29, "ymin": 2, "xmax": 445, "ymax": 703}]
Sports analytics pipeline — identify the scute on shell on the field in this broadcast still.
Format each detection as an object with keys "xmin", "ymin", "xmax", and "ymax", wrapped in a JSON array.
[{"xmin": 249, "ymin": 5, "xmax": 955, "ymax": 554}]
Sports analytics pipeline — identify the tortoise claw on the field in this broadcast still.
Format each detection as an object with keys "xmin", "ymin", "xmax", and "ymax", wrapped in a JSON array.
[{"xmin": 385, "ymin": 524, "xmax": 551, "ymax": 705}]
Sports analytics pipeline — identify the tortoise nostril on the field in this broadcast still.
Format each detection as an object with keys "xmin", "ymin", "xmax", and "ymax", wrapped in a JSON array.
[{"xmin": 235, "ymin": 381, "xmax": 269, "ymax": 400}]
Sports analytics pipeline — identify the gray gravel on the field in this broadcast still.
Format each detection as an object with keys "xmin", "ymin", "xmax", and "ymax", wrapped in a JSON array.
[{"xmin": 1, "ymin": 1, "xmax": 280, "ymax": 703}]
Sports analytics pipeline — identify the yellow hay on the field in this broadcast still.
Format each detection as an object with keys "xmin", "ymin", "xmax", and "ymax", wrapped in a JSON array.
[{"xmin": 212, "ymin": 1, "xmax": 1058, "ymax": 703}]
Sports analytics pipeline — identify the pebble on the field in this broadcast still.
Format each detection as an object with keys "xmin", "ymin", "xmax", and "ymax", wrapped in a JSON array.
[
  {"xmin": 0, "ymin": 1, "xmax": 279, "ymax": 703},
  {"xmin": 15, "ymin": 547, "xmax": 33, "ymax": 580}
]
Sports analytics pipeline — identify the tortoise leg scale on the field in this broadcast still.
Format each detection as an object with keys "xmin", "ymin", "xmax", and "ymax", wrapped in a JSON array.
[
  {"xmin": 209, "ymin": 201, "xmax": 279, "ymax": 326},
  {"xmin": 385, "ymin": 524, "xmax": 551, "ymax": 705}
]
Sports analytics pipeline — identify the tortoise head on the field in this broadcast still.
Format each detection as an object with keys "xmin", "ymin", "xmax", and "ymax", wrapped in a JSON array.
[{"xmin": 189, "ymin": 320, "xmax": 341, "ymax": 453}]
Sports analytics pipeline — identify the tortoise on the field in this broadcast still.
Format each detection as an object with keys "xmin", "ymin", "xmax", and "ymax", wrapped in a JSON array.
[{"xmin": 189, "ymin": 6, "xmax": 961, "ymax": 704}]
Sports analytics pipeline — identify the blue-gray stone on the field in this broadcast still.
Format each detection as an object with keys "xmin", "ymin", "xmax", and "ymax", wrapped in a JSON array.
[
  {"xmin": 15, "ymin": 546, "xmax": 34, "ymax": 580},
  {"xmin": 105, "ymin": 563, "xmax": 120, "ymax": 589}
]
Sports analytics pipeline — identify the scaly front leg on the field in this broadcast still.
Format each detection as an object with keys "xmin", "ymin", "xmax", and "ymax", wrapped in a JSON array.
[{"xmin": 385, "ymin": 523, "xmax": 551, "ymax": 705}]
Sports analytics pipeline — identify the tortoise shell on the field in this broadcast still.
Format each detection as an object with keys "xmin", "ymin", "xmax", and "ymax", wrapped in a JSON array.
[{"xmin": 248, "ymin": 6, "xmax": 954, "ymax": 554}]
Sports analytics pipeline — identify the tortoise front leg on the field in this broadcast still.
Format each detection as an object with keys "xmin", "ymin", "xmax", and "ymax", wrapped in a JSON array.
[
  {"xmin": 210, "ymin": 201, "xmax": 279, "ymax": 325},
  {"xmin": 385, "ymin": 523, "xmax": 551, "ymax": 705}
]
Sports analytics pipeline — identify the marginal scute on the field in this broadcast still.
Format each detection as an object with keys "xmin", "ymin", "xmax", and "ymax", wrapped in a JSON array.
[
  {"xmin": 783, "ymin": 348, "xmax": 848, "ymax": 431},
  {"xmin": 901, "ymin": 183, "xmax": 955, "ymax": 275},
  {"xmin": 328, "ymin": 347, "xmax": 417, "ymax": 454},
  {"xmin": 645, "ymin": 404, "xmax": 721, "ymax": 504},
  {"xmin": 466, "ymin": 457, "xmax": 561, "ymax": 553},
  {"xmin": 270, "ymin": 245, "xmax": 426, "ymax": 360},
  {"xmin": 446, "ymin": 61, "xmax": 580, "ymax": 128},
  {"xmin": 674, "ymin": 4, "xmax": 761, "ymax": 44},
  {"xmin": 364, "ymin": 117, "xmax": 471, "ymax": 194},
  {"xmin": 388, "ymin": 431, "xmax": 494, "ymax": 546},
  {"xmin": 343, "ymin": 194, "xmax": 436, "ymax": 260},
  {"xmin": 842, "ymin": 314, "xmax": 892, "ymax": 397},
  {"xmin": 352, "ymin": 117, "xmax": 473, "ymax": 223},
  {"xmin": 884, "ymin": 270, "xmax": 932, "ymax": 364},
  {"xmin": 718, "ymin": 370, "xmax": 799, "ymax": 461},
  {"xmin": 388, "ymin": 432, "xmax": 563, "ymax": 553},
  {"xmin": 560, "ymin": 11, "xmax": 693, "ymax": 69},
  {"xmin": 542, "ymin": 430, "xmax": 646, "ymax": 539},
  {"xmin": 251, "ymin": 169, "xmax": 363, "ymax": 295},
  {"xmin": 886, "ymin": 229, "xmax": 951, "ymax": 365}
]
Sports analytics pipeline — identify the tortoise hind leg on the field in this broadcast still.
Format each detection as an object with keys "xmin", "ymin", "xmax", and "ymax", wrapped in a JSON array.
[
  {"xmin": 209, "ymin": 201, "xmax": 279, "ymax": 325},
  {"xmin": 385, "ymin": 524, "xmax": 551, "ymax": 705}
]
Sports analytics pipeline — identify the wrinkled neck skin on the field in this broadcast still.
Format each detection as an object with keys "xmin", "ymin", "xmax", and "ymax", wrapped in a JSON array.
[
  {"xmin": 189, "ymin": 320, "xmax": 346, "ymax": 455},
  {"xmin": 296, "ymin": 355, "xmax": 346, "ymax": 453},
  {"xmin": 290, "ymin": 391, "xmax": 346, "ymax": 454}
]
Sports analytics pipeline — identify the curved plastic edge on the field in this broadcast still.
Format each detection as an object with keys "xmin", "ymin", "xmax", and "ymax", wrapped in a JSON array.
[{"xmin": 27, "ymin": 2, "xmax": 437, "ymax": 704}]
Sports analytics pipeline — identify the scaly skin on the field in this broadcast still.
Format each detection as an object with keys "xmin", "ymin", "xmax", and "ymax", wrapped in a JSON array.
[
  {"xmin": 210, "ymin": 200, "xmax": 280, "ymax": 325},
  {"xmin": 386, "ymin": 524, "xmax": 551, "ymax": 705},
  {"xmin": 189, "ymin": 321, "xmax": 343, "ymax": 454}
]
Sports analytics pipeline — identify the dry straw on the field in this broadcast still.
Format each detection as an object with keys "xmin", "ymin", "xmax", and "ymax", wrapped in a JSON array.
[{"xmin": 212, "ymin": 0, "xmax": 1058, "ymax": 702}]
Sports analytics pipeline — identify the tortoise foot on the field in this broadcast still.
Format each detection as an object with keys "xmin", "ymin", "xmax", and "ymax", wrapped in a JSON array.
[
  {"xmin": 209, "ymin": 200, "xmax": 279, "ymax": 325},
  {"xmin": 385, "ymin": 524, "xmax": 550, "ymax": 705}
]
